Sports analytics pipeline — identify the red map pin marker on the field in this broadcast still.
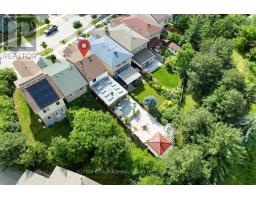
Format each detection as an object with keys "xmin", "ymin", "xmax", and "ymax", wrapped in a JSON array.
[{"xmin": 78, "ymin": 39, "xmax": 91, "ymax": 57}]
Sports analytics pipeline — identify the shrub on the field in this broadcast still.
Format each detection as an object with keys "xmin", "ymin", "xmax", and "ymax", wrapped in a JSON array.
[
  {"xmin": 73, "ymin": 20, "xmax": 83, "ymax": 29},
  {"xmin": 44, "ymin": 18, "xmax": 50, "ymax": 24},
  {"xmin": 47, "ymin": 54, "xmax": 56, "ymax": 63}
]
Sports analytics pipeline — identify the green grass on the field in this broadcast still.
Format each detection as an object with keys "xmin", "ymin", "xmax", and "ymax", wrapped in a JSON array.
[
  {"xmin": 130, "ymin": 81, "xmax": 166, "ymax": 109},
  {"xmin": 232, "ymin": 50, "xmax": 256, "ymax": 84},
  {"xmin": 180, "ymin": 94, "xmax": 197, "ymax": 112},
  {"xmin": 68, "ymin": 91, "xmax": 107, "ymax": 112},
  {"xmin": 152, "ymin": 67, "xmax": 180, "ymax": 88},
  {"xmin": 39, "ymin": 48, "xmax": 53, "ymax": 56},
  {"xmin": 13, "ymin": 89, "xmax": 71, "ymax": 145}
]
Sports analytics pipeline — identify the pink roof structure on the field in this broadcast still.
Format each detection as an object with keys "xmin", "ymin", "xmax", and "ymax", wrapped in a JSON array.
[
  {"xmin": 148, "ymin": 132, "xmax": 171, "ymax": 156},
  {"xmin": 111, "ymin": 15, "xmax": 161, "ymax": 38}
]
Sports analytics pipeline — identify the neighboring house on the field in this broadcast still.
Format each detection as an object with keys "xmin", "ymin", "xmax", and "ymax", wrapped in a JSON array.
[
  {"xmin": 168, "ymin": 42, "xmax": 181, "ymax": 54},
  {"xmin": 90, "ymin": 35, "xmax": 141, "ymax": 89},
  {"xmin": 13, "ymin": 59, "xmax": 67, "ymax": 126},
  {"xmin": 141, "ymin": 14, "xmax": 171, "ymax": 27},
  {"xmin": 111, "ymin": 14, "xmax": 162, "ymax": 41},
  {"xmin": 16, "ymin": 166, "xmax": 99, "ymax": 185},
  {"xmin": 37, "ymin": 58, "xmax": 88, "ymax": 103},
  {"xmin": 63, "ymin": 46, "xmax": 109, "ymax": 86},
  {"xmin": 92, "ymin": 24, "xmax": 149, "ymax": 54},
  {"xmin": 63, "ymin": 45, "xmax": 128, "ymax": 107},
  {"xmin": 111, "ymin": 15, "xmax": 163, "ymax": 73}
]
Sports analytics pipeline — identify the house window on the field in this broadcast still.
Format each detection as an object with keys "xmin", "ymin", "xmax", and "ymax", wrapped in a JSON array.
[
  {"xmin": 56, "ymin": 101, "xmax": 60, "ymax": 106},
  {"xmin": 55, "ymin": 112, "xmax": 60, "ymax": 117}
]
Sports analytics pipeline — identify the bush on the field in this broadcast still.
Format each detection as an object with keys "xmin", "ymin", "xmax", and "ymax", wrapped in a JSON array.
[
  {"xmin": 0, "ymin": 69, "xmax": 17, "ymax": 96},
  {"xmin": 46, "ymin": 54, "xmax": 56, "ymax": 63},
  {"xmin": 161, "ymin": 105, "xmax": 180, "ymax": 125},
  {"xmin": 73, "ymin": 20, "xmax": 83, "ymax": 29},
  {"xmin": 143, "ymin": 96, "xmax": 157, "ymax": 109},
  {"xmin": 44, "ymin": 18, "xmax": 50, "ymax": 24},
  {"xmin": 91, "ymin": 14, "xmax": 97, "ymax": 19}
]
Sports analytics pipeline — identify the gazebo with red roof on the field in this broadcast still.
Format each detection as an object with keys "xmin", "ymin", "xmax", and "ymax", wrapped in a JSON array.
[{"xmin": 147, "ymin": 132, "xmax": 171, "ymax": 156}]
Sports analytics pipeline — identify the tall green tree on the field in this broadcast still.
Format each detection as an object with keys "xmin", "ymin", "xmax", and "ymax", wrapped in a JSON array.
[
  {"xmin": 218, "ymin": 68, "xmax": 246, "ymax": 93},
  {"xmin": 172, "ymin": 108, "xmax": 216, "ymax": 143},
  {"xmin": 173, "ymin": 43, "xmax": 195, "ymax": 83},
  {"xmin": 172, "ymin": 15, "xmax": 191, "ymax": 32},
  {"xmin": 48, "ymin": 136, "xmax": 70, "ymax": 168},
  {"xmin": 125, "ymin": 147, "xmax": 164, "ymax": 184},
  {"xmin": 164, "ymin": 145, "xmax": 210, "ymax": 184},
  {"xmin": 203, "ymin": 87, "xmax": 247, "ymax": 124},
  {"xmin": 200, "ymin": 37, "xmax": 234, "ymax": 68},
  {"xmin": 0, "ymin": 132, "xmax": 27, "ymax": 170},
  {"xmin": 200, "ymin": 123, "xmax": 245, "ymax": 183},
  {"xmin": 18, "ymin": 142, "xmax": 48, "ymax": 170},
  {"xmin": 69, "ymin": 109, "xmax": 130, "ymax": 172},
  {"xmin": 188, "ymin": 53, "xmax": 223, "ymax": 99}
]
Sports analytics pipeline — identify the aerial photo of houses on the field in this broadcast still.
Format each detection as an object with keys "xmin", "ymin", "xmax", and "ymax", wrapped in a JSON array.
[{"xmin": 0, "ymin": 14, "xmax": 256, "ymax": 185}]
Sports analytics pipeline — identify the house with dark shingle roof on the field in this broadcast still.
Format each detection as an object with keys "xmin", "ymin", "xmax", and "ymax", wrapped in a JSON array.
[
  {"xmin": 63, "ymin": 45, "xmax": 109, "ymax": 86},
  {"xmin": 37, "ymin": 58, "xmax": 88, "ymax": 103},
  {"xmin": 63, "ymin": 45, "xmax": 128, "ymax": 107},
  {"xmin": 14, "ymin": 59, "xmax": 67, "ymax": 126}
]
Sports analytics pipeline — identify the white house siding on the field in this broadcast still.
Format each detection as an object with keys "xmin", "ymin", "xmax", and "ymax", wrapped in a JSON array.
[
  {"xmin": 65, "ymin": 86, "xmax": 87, "ymax": 103},
  {"xmin": 38, "ymin": 99, "xmax": 67, "ymax": 126},
  {"xmin": 131, "ymin": 43, "xmax": 147, "ymax": 54}
]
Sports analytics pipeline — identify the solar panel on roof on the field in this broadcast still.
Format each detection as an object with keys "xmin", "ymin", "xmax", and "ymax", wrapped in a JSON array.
[{"xmin": 27, "ymin": 79, "xmax": 59, "ymax": 109}]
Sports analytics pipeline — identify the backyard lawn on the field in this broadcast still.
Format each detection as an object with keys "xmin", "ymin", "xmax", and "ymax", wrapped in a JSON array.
[
  {"xmin": 232, "ymin": 50, "xmax": 256, "ymax": 84},
  {"xmin": 152, "ymin": 67, "xmax": 180, "ymax": 88},
  {"xmin": 13, "ymin": 89, "xmax": 108, "ymax": 145},
  {"xmin": 180, "ymin": 94, "xmax": 197, "ymax": 112},
  {"xmin": 130, "ymin": 81, "xmax": 166, "ymax": 109},
  {"xmin": 13, "ymin": 89, "xmax": 71, "ymax": 145}
]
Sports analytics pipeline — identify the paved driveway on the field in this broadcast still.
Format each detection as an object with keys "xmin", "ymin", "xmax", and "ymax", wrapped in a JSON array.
[{"xmin": 0, "ymin": 170, "xmax": 22, "ymax": 185}]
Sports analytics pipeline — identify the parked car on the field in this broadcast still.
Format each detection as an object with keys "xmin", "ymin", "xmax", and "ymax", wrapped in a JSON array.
[{"xmin": 44, "ymin": 25, "xmax": 58, "ymax": 35}]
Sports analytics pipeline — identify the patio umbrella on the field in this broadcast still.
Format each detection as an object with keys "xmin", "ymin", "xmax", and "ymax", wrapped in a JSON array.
[{"xmin": 148, "ymin": 132, "xmax": 171, "ymax": 156}]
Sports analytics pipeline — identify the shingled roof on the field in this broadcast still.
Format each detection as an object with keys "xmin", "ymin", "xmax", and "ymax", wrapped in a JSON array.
[
  {"xmin": 111, "ymin": 15, "xmax": 161, "ymax": 38},
  {"xmin": 148, "ymin": 132, "xmax": 171, "ymax": 156},
  {"xmin": 90, "ymin": 35, "xmax": 133, "ymax": 68},
  {"xmin": 92, "ymin": 24, "xmax": 149, "ymax": 53},
  {"xmin": 64, "ymin": 45, "xmax": 108, "ymax": 82}
]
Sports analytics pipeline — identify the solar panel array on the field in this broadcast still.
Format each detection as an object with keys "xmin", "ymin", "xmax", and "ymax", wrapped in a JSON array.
[{"xmin": 27, "ymin": 79, "xmax": 59, "ymax": 109}]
